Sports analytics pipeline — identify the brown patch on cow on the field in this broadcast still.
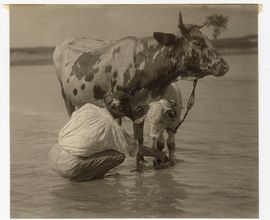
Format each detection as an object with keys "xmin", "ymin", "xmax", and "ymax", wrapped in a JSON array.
[
  {"xmin": 73, "ymin": 88, "xmax": 78, "ymax": 96},
  {"xmin": 201, "ymin": 51, "xmax": 211, "ymax": 63},
  {"xmin": 123, "ymin": 69, "xmax": 131, "ymax": 86},
  {"xmin": 81, "ymin": 84, "xmax": 85, "ymax": 90},
  {"xmin": 112, "ymin": 47, "xmax": 121, "ymax": 57},
  {"xmin": 85, "ymin": 72, "xmax": 94, "ymax": 82},
  {"xmin": 185, "ymin": 48, "xmax": 200, "ymax": 69},
  {"xmin": 116, "ymin": 85, "xmax": 129, "ymax": 93},
  {"xmin": 135, "ymin": 42, "xmax": 165, "ymax": 69},
  {"xmin": 150, "ymin": 84, "xmax": 167, "ymax": 98},
  {"xmin": 105, "ymin": 65, "xmax": 112, "ymax": 74},
  {"xmin": 124, "ymin": 70, "xmax": 143, "ymax": 94},
  {"xmin": 70, "ymin": 52, "xmax": 102, "ymax": 81},
  {"xmin": 93, "ymin": 85, "xmax": 106, "ymax": 100},
  {"xmin": 135, "ymin": 51, "xmax": 145, "ymax": 68},
  {"xmin": 84, "ymin": 67, "xmax": 99, "ymax": 81},
  {"xmin": 134, "ymin": 43, "xmax": 180, "ymax": 98},
  {"xmin": 113, "ymin": 71, "xmax": 118, "ymax": 78},
  {"xmin": 67, "ymin": 78, "xmax": 69, "ymax": 83},
  {"xmin": 141, "ymin": 40, "xmax": 148, "ymax": 50}
]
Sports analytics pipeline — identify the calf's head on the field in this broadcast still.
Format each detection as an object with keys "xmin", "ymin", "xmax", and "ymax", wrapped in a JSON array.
[
  {"xmin": 153, "ymin": 12, "xmax": 229, "ymax": 80},
  {"xmin": 146, "ymin": 99, "xmax": 177, "ymax": 140}
]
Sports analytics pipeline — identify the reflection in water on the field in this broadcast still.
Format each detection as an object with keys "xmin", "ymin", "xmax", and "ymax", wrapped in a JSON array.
[
  {"xmin": 50, "ymin": 168, "xmax": 187, "ymax": 217},
  {"xmin": 11, "ymin": 55, "xmax": 258, "ymax": 217}
]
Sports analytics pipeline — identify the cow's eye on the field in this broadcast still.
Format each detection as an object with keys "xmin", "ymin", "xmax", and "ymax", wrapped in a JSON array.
[
  {"xmin": 192, "ymin": 39, "xmax": 202, "ymax": 47},
  {"xmin": 166, "ymin": 110, "xmax": 176, "ymax": 119},
  {"xmin": 134, "ymin": 106, "xmax": 144, "ymax": 113}
]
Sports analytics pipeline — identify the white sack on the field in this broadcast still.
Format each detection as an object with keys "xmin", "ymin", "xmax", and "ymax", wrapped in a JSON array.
[{"xmin": 58, "ymin": 103, "xmax": 138, "ymax": 157}]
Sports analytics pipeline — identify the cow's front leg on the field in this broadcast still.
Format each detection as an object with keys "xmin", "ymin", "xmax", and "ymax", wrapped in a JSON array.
[
  {"xmin": 152, "ymin": 136, "xmax": 169, "ymax": 169},
  {"xmin": 167, "ymin": 130, "xmax": 176, "ymax": 166},
  {"xmin": 133, "ymin": 121, "xmax": 145, "ymax": 165},
  {"xmin": 156, "ymin": 132, "xmax": 165, "ymax": 152}
]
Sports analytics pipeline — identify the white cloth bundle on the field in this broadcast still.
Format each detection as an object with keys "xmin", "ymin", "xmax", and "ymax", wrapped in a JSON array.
[{"xmin": 58, "ymin": 103, "xmax": 138, "ymax": 157}]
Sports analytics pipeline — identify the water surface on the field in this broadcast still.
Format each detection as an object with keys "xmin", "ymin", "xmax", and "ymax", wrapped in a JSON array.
[{"xmin": 10, "ymin": 54, "xmax": 258, "ymax": 218}]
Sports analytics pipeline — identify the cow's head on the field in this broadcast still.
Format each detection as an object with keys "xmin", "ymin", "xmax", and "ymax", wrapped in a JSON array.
[
  {"xmin": 146, "ymin": 99, "xmax": 177, "ymax": 140},
  {"xmin": 153, "ymin": 12, "xmax": 229, "ymax": 80}
]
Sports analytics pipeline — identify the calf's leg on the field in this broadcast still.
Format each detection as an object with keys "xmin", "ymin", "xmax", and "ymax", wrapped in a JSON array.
[
  {"xmin": 166, "ymin": 130, "xmax": 176, "ymax": 166},
  {"xmin": 156, "ymin": 132, "xmax": 165, "ymax": 152}
]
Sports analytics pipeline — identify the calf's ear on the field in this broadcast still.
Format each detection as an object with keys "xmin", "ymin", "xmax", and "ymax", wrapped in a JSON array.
[
  {"xmin": 153, "ymin": 32, "xmax": 179, "ymax": 46},
  {"xmin": 169, "ymin": 99, "xmax": 176, "ymax": 107}
]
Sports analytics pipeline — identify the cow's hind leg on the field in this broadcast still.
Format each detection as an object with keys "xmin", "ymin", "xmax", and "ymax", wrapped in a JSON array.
[
  {"xmin": 61, "ymin": 85, "xmax": 75, "ymax": 117},
  {"xmin": 133, "ymin": 121, "xmax": 146, "ymax": 166}
]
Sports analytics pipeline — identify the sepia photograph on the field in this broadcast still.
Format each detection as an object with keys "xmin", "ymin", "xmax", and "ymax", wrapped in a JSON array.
[{"xmin": 9, "ymin": 4, "xmax": 259, "ymax": 218}]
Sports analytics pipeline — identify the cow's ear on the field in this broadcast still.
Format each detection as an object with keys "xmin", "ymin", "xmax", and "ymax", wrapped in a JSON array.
[{"xmin": 153, "ymin": 32, "xmax": 178, "ymax": 46}]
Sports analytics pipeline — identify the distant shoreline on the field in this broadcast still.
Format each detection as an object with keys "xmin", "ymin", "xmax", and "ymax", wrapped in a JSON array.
[
  {"xmin": 9, "ymin": 48, "xmax": 257, "ymax": 67},
  {"xmin": 10, "ymin": 35, "xmax": 258, "ymax": 66}
]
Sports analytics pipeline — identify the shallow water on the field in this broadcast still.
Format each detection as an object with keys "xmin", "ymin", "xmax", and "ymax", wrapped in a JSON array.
[{"xmin": 10, "ymin": 54, "xmax": 258, "ymax": 218}]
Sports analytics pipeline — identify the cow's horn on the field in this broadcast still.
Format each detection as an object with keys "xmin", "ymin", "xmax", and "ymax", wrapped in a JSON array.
[
  {"xmin": 196, "ymin": 21, "xmax": 208, "ymax": 29},
  {"xmin": 178, "ymin": 12, "xmax": 188, "ymax": 33}
]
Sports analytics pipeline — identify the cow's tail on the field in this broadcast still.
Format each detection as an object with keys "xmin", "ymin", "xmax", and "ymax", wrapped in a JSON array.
[
  {"xmin": 60, "ymin": 83, "xmax": 75, "ymax": 117},
  {"xmin": 53, "ymin": 45, "xmax": 63, "ymax": 83},
  {"xmin": 53, "ymin": 44, "xmax": 75, "ymax": 117}
]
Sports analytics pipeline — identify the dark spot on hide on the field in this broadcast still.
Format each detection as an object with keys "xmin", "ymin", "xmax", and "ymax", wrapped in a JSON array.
[
  {"xmin": 135, "ymin": 51, "xmax": 145, "ymax": 68},
  {"xmin": 73, "ymin": 88, "xmax": 78, "ymax": 96},
  {"xmin": 93, "ymin": 85, "xmax": 106, "ymax": 100},
  {"xmin": 67, "ymin": 78, "xmax": 69, "ymax": 83},
  {"xmin": 132, "ymin": 40, "xmax": 183, "ymax": 98},
  {"xmin": 124, "ymin": 70, "xmax": 144, "ymax": 94},
  {"xmin": 123, "ymin": 69, "xmax": 131, "ymax": 86},
  {"xmin": 113, "ymin": 71, "xmax": 118, "ymax": 78},
  {"xmin": 142, "ymin": 40, "xmax": 148, "ymax": 50},
  {"xmin": 112, "ymin": 47, "xmax": 121, "ymax": 57},
  {"xmin": 201, "ymin": 52, "xmax": 211, "ymax": 63},
  {"xmin": 81, "ymin": 84, "xmax": 85, "ymax": 90},
  {"xmin": 116, "ymin": 85, "xmax": 130, "ymax": 93},
  {"xmin": 105, "ymin": 65, "xmax": 112, "ymax": 74},
  {"xmin": 70, "ymin": 52, "xmax": 102, "ymax": 81},
  {"xmin": 150, "ymin": 84, "xmax": 167, "ymax": 98},
  {"xmin": 85, "ymin": 72, "xmax": 94, "ymax": 81},
  {"xmin": 65, "ymin": 62, "xmax": 69, "ymax": 67}
]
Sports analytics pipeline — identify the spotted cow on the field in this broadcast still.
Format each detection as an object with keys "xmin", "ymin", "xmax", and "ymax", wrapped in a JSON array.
[{"xmin": 53, "ymin": 12, "xmax": 229, "ymax": 164}]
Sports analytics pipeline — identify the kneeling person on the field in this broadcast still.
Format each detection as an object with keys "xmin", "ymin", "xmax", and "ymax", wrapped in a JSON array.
[{"xmin": 48, "ymin": 102, "xmax": 138, "ymax": 181}]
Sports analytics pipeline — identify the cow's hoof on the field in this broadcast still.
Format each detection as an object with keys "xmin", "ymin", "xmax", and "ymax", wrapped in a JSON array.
[
  {"xmin": 153, "ymin": 159, "xmax": 160, "ymax": 169},
  {"xmin": 169, "ymin": 156, "xmax": 176, "ymax": 166},
  {"xmin": 169, "ymin": 159, "xmax": 175, "ymax": 166},
  {"xmin": 169, "ymin": 154, "xmax": 178, "ymax": 166},
  {"xmin": 153, "ymin": 159, "xmax": 171, "ymax": 169},
  {"xmin": 136, "ymin": 161, "xmax": 146, "ymax": 172}
]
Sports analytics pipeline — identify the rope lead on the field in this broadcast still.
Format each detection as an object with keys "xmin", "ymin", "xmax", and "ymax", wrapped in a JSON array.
[{"xmin": 168, "ymin": 79, "xmax": 198, "ymax": 133}]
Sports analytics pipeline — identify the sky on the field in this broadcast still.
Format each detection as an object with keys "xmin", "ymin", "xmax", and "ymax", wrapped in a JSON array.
[{"xmin": 10, "ymin": 4, "xmax": 258, "ymax": 48}]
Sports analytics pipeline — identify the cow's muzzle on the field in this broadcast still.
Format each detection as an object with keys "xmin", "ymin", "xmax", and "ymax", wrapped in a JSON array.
[{"xmin": 214, "ymin": 60, "xmax": 229, "ymax": 77}]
